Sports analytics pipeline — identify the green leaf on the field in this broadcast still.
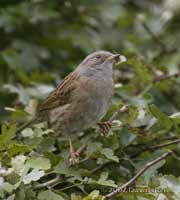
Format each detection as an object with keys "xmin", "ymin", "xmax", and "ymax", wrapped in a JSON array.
[
  {"xmin": 83, "ymin": 190, "xmax": 103, "ymax": 200},
  {"xmin": 8, "ymin": 144, "xmax": 31, "ymax": 156},
  {"xmin": 54, "ymin": 162, "xmax": 84, "ymax": 179},
  {"xmin": 36, "ymin": 137, "xmax": 55, "ymax": 153},
  {"xmin": 124, "ymin": 105, "xmax": 138, "ymax": 124},
  {"xmin": 0, "ymin": 124, "xmax": 16, "ymax": 150},
  {"xmin": 96, "ymin": 172, "xmax": 117, "ymax": 187},
  {"xmin": 71, "ymin": 194, "xmax": 82, "ymax": 200},
  {"xmin": 85, "ymin": 142, "xmax": 102, "ymax": 158},
  {"xmin": 21, "ymin": 128, "xmax": 34, "ymax": 137},
  {"xmin": 101, "ymin": 148, "xmax": 119, "ymax": 162},
  {"xmin": 26, "ymin": 157, "xmax": 51, "ymax": 170},
  {"xmin": 0, "ymin": 182, "xmax": 14, "ymax": 198},
  {"xmin": 22, "ymin": 169, "xmax": 44, "ymax": 184},
  {"xmin": 119, "ymin": 128, "xmax": 137, "ymax": 147},
  {"xmin": 128, "ymin": 59, "xmax": 153, "ymax": 84},
  {"xmin": 38, "ymin": 190, "xmax": 65, "ymax": 200},
  {"xmin": 135, "ymin": 150, "xmax": 168, "ymax": 184},
  {"xmin": 159, "ymin": 175, "xmax": 180, "ymax": 198},
  {"xmin": 2, "ymin": 48, "xmax": 21, "ymax": 70},
  {"xmin": 149, "ymin": 105, "xmax": 172, "ymax": 133},
  {"xmin": 11, "ymin": 155, "xmax": 27, "ymax": 175}
]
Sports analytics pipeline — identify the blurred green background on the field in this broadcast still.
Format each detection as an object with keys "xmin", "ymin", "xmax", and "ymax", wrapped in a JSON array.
[
  {"xmin": 0, "ymin": 0, "xmax": 179, "ymax": 117},
  {"xmin": 0, "ymin": 0, "xmax": 180, "ymax": 199}
]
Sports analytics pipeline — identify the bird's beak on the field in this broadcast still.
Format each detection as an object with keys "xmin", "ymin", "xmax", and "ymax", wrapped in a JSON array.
[{"xmin": 106, "ymin": 54, "xmax": 127, "ymax": 64}]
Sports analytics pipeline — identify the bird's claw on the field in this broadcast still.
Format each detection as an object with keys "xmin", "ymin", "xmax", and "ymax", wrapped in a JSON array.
[
  {"xmin": 69, "ymin": 151, "xmax": 80, "ymax": 165},
  {"xmin": 97, "ymin": 121, "xmax": 112, "ymax": 136}
]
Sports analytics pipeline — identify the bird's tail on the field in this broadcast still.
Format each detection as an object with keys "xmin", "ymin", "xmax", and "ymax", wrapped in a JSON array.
[{"xmin": 15, "ymin": 118, "xmax": 37, "ymax": 135}]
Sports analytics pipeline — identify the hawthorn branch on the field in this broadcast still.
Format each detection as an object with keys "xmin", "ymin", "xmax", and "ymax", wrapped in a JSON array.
[
  {"xmin": 153, "ymin": 72, "xmax": 180, "ymax": 83},
  {"xmin": 128, "ymin": 136, "xmax": 178, "ymax": 149},
  {"xmin": 74, "ymin": 105, "xmax": 128, "ymax": 158},
  {"xmin": 103, "ymin": 151, "xmax": 172, "ymax": 200},
  {"xmin": 91, "ymin": 161, "xmax": 110, "ymax": 174},
  {"xmin": 130, "ymin": 138, "xmax": 180, "ymax": 158},
  {"xmin": 109, "ymin": 105, "xmax": 128, "ymax": 122},
  {"xmin": 148, "ymin": 138, "xmax": 180, "ymax": 151},
  {"xmin": 35, "ymin": 175, "xmax": 61, "ymax": 189},
  {"xmin": 15, "ymin": 118, "xmax": 36, "ymax": 136}
]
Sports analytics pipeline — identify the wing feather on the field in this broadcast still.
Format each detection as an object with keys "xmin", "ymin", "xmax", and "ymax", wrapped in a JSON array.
[{"xmin": 39, "ymin": 71, "xmax": 80, "ymax": 112}]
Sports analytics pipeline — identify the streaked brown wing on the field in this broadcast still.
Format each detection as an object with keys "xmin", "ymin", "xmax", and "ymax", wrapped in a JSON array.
[{"xmin": 39, "ymin": 71, "xmax": 80, "ymax": 112}]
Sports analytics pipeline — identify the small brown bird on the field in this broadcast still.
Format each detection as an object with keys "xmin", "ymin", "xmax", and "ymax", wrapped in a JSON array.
[{"xmin": 17, "ymin": 51, "xmax": 122, "ymax": 164}]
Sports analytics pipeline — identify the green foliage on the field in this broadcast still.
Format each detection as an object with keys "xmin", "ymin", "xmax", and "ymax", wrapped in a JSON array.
[
  {"xmin": 0, "ymin": 0, "xmax": 180, "ymax": 199},
  {"xmin": 38, "ymin": 190, "xmax": 65, "ymax": 200}
]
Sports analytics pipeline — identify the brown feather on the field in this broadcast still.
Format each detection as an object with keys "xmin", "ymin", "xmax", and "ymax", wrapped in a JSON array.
[{"xmin": 39, "ymin": 71, "xmax": 80, "ymax": 112}]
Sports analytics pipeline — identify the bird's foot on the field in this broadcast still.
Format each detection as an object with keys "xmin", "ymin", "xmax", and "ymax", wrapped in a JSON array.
[
  {"xmin": 69, "ymin": 150, "xmax": 79, "ymax": 165},
  {"xmin": 69, "ymin": 139, "xmax": 79, "ymax": 165},
  {"xmin": 97, "ymin": 121, "xmax": 112, "ymax": 136},
  {"xmin": 68, "ymin": 140, "xmax": 86, "ymax": 165}
]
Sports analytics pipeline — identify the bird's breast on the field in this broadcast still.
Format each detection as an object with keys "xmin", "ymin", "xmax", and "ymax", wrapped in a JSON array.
[
  {"xmin": 78, "ymin": 77, "xmax": 114, "ymax": 123},
  {"xmin": 48, "ymin": 76, "xmax": 114, "ymax": 134}
]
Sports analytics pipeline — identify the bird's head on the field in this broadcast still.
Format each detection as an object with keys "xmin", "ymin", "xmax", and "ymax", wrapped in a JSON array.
[{"xmin": 77, "ymin": 51, "xmax": 125, "ymax": 77}]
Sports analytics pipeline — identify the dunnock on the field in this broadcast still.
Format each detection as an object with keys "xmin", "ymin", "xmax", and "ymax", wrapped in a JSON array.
[{"xmin": 17, "ymin": 51, "xmax": 123, "ymax": 164}]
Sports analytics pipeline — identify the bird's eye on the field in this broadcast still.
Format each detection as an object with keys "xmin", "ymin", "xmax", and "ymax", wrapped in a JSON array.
[{"xmin": 95, "ymin": 55, "xmax": 101, "ymax": 59}]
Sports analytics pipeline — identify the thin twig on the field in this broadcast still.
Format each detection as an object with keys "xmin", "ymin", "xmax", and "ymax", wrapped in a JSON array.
[
  {"xmin": 153, "ymin": 72, "xmax": 180, "ymax": 83},
  {"xmin": 15, "ymin": 118, "xmax": 36, "ymax": 135},
  {"xmin": 59, "ymin": 183, "xmax": 84, "ymax": 192},
  {"xmin": 139, "ymin": 72, "xmax": 180, "ymax": 97},
  {"xmin": 35, "ymin": 175, "xmax": 61, "ymax": 189},
  {"xmin": 91, "ymin": 155, "xmax": 136, "ymax": 175},
  {"xmin": 128, "ymin": 135, "xmax": 178, "ymax": 149},
  {"xmin": 75, "ymin": 144, "xmax": 86, "ymax": 155},
  {"xmin": 91, "ymin": 161, "xmax": 110, "ymax": 174},
  {"xmin": 130, "ymin": 138, "xmax": 180, "ymax": 158},
  {"xmin": 148, "ymin": 139, "xmax": 180, "ymax": 150},
  {"xmin": 109, "ymin": 105, "xmax": 128, "ymax": 122},
  {"xmin": 103, "ymin": 151, "xmax": 172, "ymax": 199}
]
